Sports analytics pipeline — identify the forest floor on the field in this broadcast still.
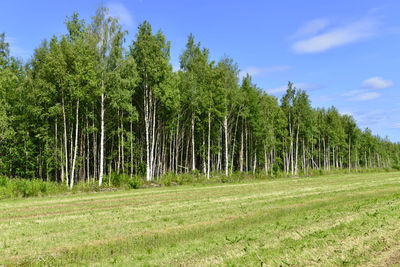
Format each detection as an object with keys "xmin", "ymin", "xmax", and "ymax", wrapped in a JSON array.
[{"xmin": 1, "ymin": 171, "xmax": 400, "ymax": 266}]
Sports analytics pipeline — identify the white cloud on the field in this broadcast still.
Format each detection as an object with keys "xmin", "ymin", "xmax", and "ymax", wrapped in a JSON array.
[
  {"xmin": 107, "ymin": 2, "xmax": 134, "ymax": 27},
  {"xmin": 393, "ymin": 122, "xmax": 400, "ymax": 129},
  {"xmin": 239, "ymin": 65, "xmax": 290, "ymax": 78},
  {"xmin": 341, "ymin": 89, "xmax": 364, "ymax": 97},
  {"xmin": 266, "ymin": 86, "xmax": 287, "ymax": 95},
  {"xmin": 354, "ymin": 92, "xmax": 380, "ymax": 101},
  {"xmin": 353, "ymin": 109, "xmax": 389, "ymax": 127},
  {"xmin": 361, "ymin": 76, "xmax": 393, "ymax": 89},
  {"xmin": 343, "ymin": 77, "xmax": 392, "ymax": 102},
  {"xmin": 4, "ymin": 36, "xmax": 29, "ymax": 59},
  {"xmin": 290, "ymin": 18, "xmax": 329, "ymax": 39},
  {"xmin": 291, "ymin": 17, "xmax": 378, "ymax": 53},
  {"xmin": 294, "ymin": 82, "xmax": 322, "ymax": 91},
  {"xmin": 266, "ymin": 82, "xmax": 321, "ymax": 95}
]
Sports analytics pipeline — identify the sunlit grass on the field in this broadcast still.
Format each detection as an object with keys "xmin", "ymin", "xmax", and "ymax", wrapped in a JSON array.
[{"xmin": 1, "ymin": 171, "xmax": 400, "ymax": 266}]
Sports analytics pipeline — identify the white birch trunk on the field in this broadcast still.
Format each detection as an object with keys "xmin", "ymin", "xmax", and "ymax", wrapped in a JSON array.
[
  {"xmin": 224, "ymin": 115, "xmax": 229, "ymax": 176},
  {"xmin": 145, "ymin": 84, "xmax": 151, "ymax": 181},
  {"xmin": 99, "ymin": 89, "xmax": 105, "ymax": 186},
  {"xmin": 191, "ymin": 115, "xmax": 195, "ymax": 171},
  {"xmin": 294, "ymin": 125, "xmax": 299, "ymax": 175},
  {"xmin": 70, "ymin": 100, "xmax": 79, "ymax": 189},
  {"xmin": 207, "ymin": 110, "xmax": 211, "ymax": 179},
  {"xmin": 62, "ymin": 95, "xmax": 69, "ymax": 186}
]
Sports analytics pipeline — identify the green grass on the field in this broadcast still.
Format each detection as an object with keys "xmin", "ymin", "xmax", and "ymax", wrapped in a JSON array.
[{"xmin": 1, "ymin": 172, "xmax": 400, "ymax": 266}]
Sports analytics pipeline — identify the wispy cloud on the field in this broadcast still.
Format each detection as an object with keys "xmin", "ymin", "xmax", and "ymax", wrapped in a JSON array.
[
  {"xmin": 361, "ymin": 76, "xmax": 393, "ymax": 89},
  {"xmin": 353, "ymin": 109, "xmax": 390, "ymax": 127},
  {"xmin": 353, "ymin": 92, "xmax": 380, "ymax": 101},
  {"xmin": 341, "ymin": 89, "xmax": 364, "ymax": 97},
  {"xmin": 107, "ymin": 2, "xmax": 134, "ymax": 27},
  {"xmin": 239, "ymin": 65, "xmax": 290, "ymax": 79},
  {"xmin": 291, "ymin": 17, "xmax": 379, "ymax": 53},
  {"xmin": 289, "ymin": 18, "xmax": 329, "ymax": 40},
  {"xmin": 393, "ymin": 122, "xmax": 400, "ymax": 129},
  {"xmin": 295, "ymin": 82, "xmax": 322, "ymax": 91},
  {"xmin": 5, "ymin": 36, "xmax": 30, "ymax": 59},
  {"xmin": 343, "ymin": 76, "xmax": 391, "ymax": 101},
  {"xmin": 266, "ymin": 82, "xmax": 322, "ymax": 95},
  {"xmin": 266, "ymin": 86, "xmax": 287, "ymax": 95}
]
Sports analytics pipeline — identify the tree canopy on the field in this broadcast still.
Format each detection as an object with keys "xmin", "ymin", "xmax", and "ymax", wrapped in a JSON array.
[{"xmin": 0, "ymin": 6, "xmax": 399, "ymax": 187}]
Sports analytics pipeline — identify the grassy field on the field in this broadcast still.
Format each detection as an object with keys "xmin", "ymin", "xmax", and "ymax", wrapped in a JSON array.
[{"xmin": 1, "ymin": 172, "xmax": 400, "ymax": 266}]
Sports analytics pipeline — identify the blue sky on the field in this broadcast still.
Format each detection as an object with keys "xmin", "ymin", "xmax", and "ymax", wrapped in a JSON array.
[{"xmin": 1, "ymin": 0, "xmax": 400, "ymax": 141}]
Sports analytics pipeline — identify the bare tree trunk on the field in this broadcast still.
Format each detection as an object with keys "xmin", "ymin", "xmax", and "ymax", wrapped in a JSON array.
[
  {"xmin": 130, "ymin": 118, "xmax": 133, "ymax": 178},
  {"xmin": 230, "ymin": 112, "xmax": 240, "ymax": 174},
  {"xmin": 348, "ymin": 136, "xmax": 351, "ymax": 170},
  {"xmin": 318, "ymin": 135, "xmax": 321, "ymax": 169},
  {"xmin": 145, "ymin": 82, "xmax": 151, "ymax": 181},
  {"xmin": 60, "ymin": 141, "xmax": 64, "ymax": 183},
  {"xmin": 53, "ymin": 119, "xmax": 58, "ymax": 182},
  {"xmin": 323, "ymin": 138, "xmax": 326, "ymax": 170},
  {"xmin": 150, "ymin": 99, "xmax": 156, "ymax": 179},
  {"xmin": 175, "ymin": 114, "xmax": 179, "ymax": 174},
  {"xmin": 289, "ymin": 113, "xmax": 293, "ymax": 176},
  {"xmin": 245, "ymin": 123, "xmax": 248, "ymax": 173},
  {"xmin": 185, "ymin": 128, "xmax": 190, "ymax": 172},
  {"xmin": 311, "ymin": 134, "xmax": 314, "ymax": 170},
  {"xmin": 253, "ymin": 146, "xmax": 257, "ymax": 175},
  {"xmin": 202, "ymin": 133, "xmax": 206, "ymax": 175},
  {"xmin": 294, "ymin": 124, "xmax": 299, "ymax": 175},
  {"xmin": 217, "ymin": 130, "xmax": 221, "ymax": 173},
  {"xmin": 271, "ymin": 148, "xmax": 274, "ymax": 176},
  {"xmin": 70, "ymin": 100, "xmax": 79, "ymax": 189},
  {"xmin": 264, "ymin": 144, "xmax": 268, "ymax": 175},
  {"xmin": 207, "ymin": 110, "xmax": 211, "ymax": 179},
  {"xmin": 117, "ymin": 110, "xmax": 121, "ymax": 174},
  {"xmin": 62, "ymin": 94, "xmax": 69, "ymax": 186},
  {"xmin": 99, "ymin": 88, "xmax": 105, "ymax": 186},
  {"xmin": 302, "ymin": 138, "xmax": 305, "ymax": 175},
  {"xmin": 80, "ymin": 131, "xmax": 84, "ymax": 182},
  {"xmin": 170, "ymin": 130, "xmax": 174, "ymax": 172},
  {"xmin": 93, "ymin": 106, "xmax": 97, "ymax": 181},
  {"xmin": 191, "ymin": 114, "xmax": 195, "ymax": 171},
  {"xmin": 86, "ymin": 111, "xmax": 90, "ymax": 182},
  {"xmin": 224, "ymin": 115, "xmax": 229, "ymax": 176},
  {"xmin": 240, "ymin": 122, "xmax": 244, "ymax": 172},
  {"xmin": 121, "ymin": 112, "xmax": 125, "ymax": 174}
]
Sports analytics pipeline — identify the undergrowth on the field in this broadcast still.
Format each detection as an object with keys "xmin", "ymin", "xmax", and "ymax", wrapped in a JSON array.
[{"xmin": 0, "ymin": 167, "xmax": 395, "ymax": 200}]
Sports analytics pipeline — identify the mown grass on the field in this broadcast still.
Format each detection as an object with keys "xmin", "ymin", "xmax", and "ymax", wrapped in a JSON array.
[{"xmin": 1, "ymin": 171, "xmax": 400, "ymax": 266}]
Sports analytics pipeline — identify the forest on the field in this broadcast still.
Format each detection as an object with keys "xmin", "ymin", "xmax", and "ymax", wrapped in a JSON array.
[{"xmin": 0, "ymin": 7, "xmax": 399, "ymax": 189}]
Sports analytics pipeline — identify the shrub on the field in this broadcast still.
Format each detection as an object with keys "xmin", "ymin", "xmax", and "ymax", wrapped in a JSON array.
[
  {"xmin": 392, "ymin": 165, "xmax": 400, "ymax": 171},
  {"xmin": 109, "ymin": 172, "xmax": 143, "ymax": 189},
  {"xmin": 159, "ymin": 172, "xmax": 175, "ymax": 186},
  {"xmin": 128, "ymin": 175, "xmax": 143, "ymax": 189}
]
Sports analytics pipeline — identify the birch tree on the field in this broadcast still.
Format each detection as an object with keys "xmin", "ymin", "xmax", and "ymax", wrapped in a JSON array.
[
  {"xmin": 90, "ymin": 6, "xmax": 124, "ymax": 186},
  {"xmin": 131, "ymin": 21, "xmax": 170, "ymax": 181}
]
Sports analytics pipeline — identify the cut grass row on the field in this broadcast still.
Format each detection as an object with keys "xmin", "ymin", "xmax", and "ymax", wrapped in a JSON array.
[{"xmin": 1, "ymin": 171, "xmax": 400, "ymax": 266}]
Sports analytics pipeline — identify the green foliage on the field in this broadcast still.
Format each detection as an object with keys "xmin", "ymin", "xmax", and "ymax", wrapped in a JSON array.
[
  {"xmin": 110, "ymin": 173, "xmax": 143, "ymax": 189},
  {"xmin": 0, "ymin": 177, "xmax": 67, "ymax": 199},
  {"xmin": 0, "ymin": 6, "xmax": 399, "ymax": 188}
]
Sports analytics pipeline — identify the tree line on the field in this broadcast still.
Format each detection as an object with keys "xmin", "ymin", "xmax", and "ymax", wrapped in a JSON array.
[{"xmin": 0, "ymin": 7, "xmax": 399, "ymax": 188}]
